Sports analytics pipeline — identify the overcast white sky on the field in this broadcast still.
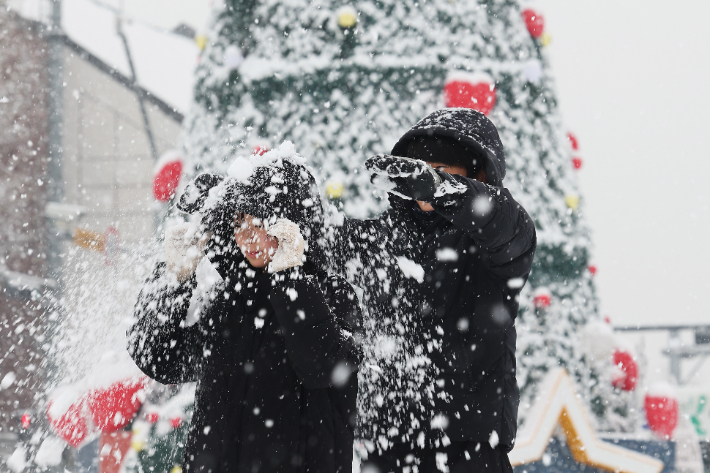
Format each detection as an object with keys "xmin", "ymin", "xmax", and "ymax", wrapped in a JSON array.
[
  {"xmin": 539, "ymin": 0, "xmax": 710, "ymax": 328},
  {"xmin": 117, "ymin": 0, "xmax": 710, "ymax": 329}
]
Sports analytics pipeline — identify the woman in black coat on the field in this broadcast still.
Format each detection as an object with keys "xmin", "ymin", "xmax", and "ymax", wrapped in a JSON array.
[{"xmin": 128, "ymin": 156, "xmax": 362, "ymax": 473}]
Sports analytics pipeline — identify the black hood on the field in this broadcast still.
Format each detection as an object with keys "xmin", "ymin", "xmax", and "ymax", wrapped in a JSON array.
[
  {"xmin": 176, "ymin": 158, "xmax": 326, "ymax": 277},
  {"xmin": 391, "ymin": 108, "xmax": 506, "ymax": 186}
]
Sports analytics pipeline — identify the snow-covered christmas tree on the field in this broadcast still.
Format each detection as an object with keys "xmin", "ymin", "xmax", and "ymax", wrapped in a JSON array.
[{"xmin": 180, "ymin": 0, "xmax": 631, "ymax": 431}]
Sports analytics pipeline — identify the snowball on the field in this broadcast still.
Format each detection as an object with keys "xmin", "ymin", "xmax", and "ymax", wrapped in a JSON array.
[
  {"xmin": 228, "ymin": 156, "xmax": 256, "ymax": 182},
  {"xmin": 430, "ymin": 413, "xmax": 449, "ymax": 430},
  {"xmin": 472, "ymin": 195, "xmax": 493, "ymax": 216},
  {"xmin": 7, "ymin": 446, "xmax": 26, "ymax": 473},
  {"xmin": 396, "ymin": 256, "xmax": 424, "ymax": 283},
  {"xmin": 488, "ymin": 430, "xmax": 499, "ymax": 448},
  {"xmin": 436, "ymin": 248, "xmax": 458, "ymax": 262},
  {"xmin": 1, "ymin": 372, "xmax": 16, "ymax": 389},
  {"xmin": 331, "ymin": 362, "xmax": 353, "ymax": 388},
  {"xmin": 35, "ymin": 438, "xmax": 65, "ymax": 467},
  {"xmin": 435, "ymin": 452, "xmax": 449, "ymax": 473},
  {"xmin": 507, "ymin": 277, "xmax": 525, "ymax": 289}
]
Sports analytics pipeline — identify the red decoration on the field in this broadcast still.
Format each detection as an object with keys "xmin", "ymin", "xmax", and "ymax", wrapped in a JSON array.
[
  {"xmin": 572, "ymin": 157, "xmax": 583, "ymax": 170},
  {"xmin": 588, "ymin": 265, "xmax": 597, "ymax": 276},
  {"xmin": 145, "ymin": 412, "xmax": 159, "ymax": 424},
  {"xmin": 444, "ymin": 73, "xmax": 496, "ymax": 116},
  {"xmin": 252, "ymin": 144, "xmax": 269, "ymax": 156},
  {"xmin": 611, "ymin": 349, "xmax": 638, "ymax": 391},
  {"xmin": 46, "ymin": 397, "xmax": 89, "ymax": 448},
  {"xmin": 170, "ymin": 417, "xmax": 183, "ymax": 429},
  {"xmin": 153, "ymin": 151, "xmax": 184, "ymax": 202},
  {"xmin": 522, "ymin": 9, "xmax": 545, "ymax": 39},
  {"xmin": 604, "ymin": 315, "xmax": 611, "ymax": 324},
  {"xmin": 645, "ymin": 389, "xmax": 679, "ymax": 438},
  {"xmin": 87, "ymin": 377, "xmax": 147, "ymax": 433},
  {"xmin": 533, "ymin": 287, "xmax": 552, "ymax": 308},
  {"xmin": 99, "ymin": 431, "xmax": 132, "ymax": 473},
  {"xmin": 21, "ymin": 413, "xmax": 31, "ymax": 429},
  {"xmin": 567, "ymin": 132, "xmax": 579, "ymax": 151}
]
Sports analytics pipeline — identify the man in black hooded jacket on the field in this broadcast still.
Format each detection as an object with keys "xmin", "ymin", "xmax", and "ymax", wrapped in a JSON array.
[{"xmin": 328, "ymin": 109, "xmax": 536, "ymax": 472}]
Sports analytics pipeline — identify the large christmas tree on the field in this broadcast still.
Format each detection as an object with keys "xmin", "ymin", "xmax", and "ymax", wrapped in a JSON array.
[{"xmin": 180, "ymin": 0, "xmax": 631, "ymax": 433}]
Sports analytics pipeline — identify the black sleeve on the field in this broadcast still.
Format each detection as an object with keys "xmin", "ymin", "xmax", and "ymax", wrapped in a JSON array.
[
  {"xmin": 268, "ymin": 272, "xmax": 362, "ymax": 390},
  {"xmin": 127, "ymin": 262, "xmax": 207, "ymax": 385},
  {"xmin": 430, "ymin": 173, "xmax": 537, "ymax": 280},
  {"xmin": 324, "ymin": 213, "xmax": 393, "ymax": 291}
]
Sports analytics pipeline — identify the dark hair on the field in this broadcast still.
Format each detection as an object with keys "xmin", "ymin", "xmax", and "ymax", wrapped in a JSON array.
[{"xmin": 406, "ymin": 136, "xmax": 484, "ymax": 178}]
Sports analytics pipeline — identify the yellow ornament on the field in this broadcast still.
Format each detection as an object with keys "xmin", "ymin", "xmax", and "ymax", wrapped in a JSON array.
[
  {"xmin": 131, "ymin": 439, "xmax": 145, "ymax": 452},
  {"xmin": 565, "ymin": 195, "xmax": 580, "ymax": 210},
  {"xmin": 325, "ymin": 182, "xmax": 344, "ymax": 199},
  {"xmin": 337, "ymin": 6, "xmax": 358, "ymax": 28},
  {"xmin": 195, "ymin": 35, "xmax": 208, "ymax": 51},
  {"xmin": 170, "ymin": 466, "xmax": 183, "ymax": 473},
  {"xmin": 540, "ymin": 32, "xmax": 552, "ymax": 47}
]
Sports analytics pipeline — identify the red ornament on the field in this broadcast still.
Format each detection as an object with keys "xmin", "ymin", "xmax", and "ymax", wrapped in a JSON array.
[
  {"xmin": 87, "ymin": 377, "xmax": 147, "ymax": 433},
  {"xmin": 522, "ymin": 9, "xmax": 545, "ymax": 38},
  {"xmin": 567, "ymin": 132, "xmax": 579, "ymax": 151},
  {"xmin": 611, "ymin": 349, "xmax": 638, "ymax": 391},
  {"xmin": 252, "ymin": 144, "xmax": 269, "ymax": 156},
  {"xmin": 46, "ymin": 397, "xmax": 89, "ymax": 448},
  {"xmin": 153, "ymin": 151, "xmax": 184, "ymax": 202},
  {"xmin": 572, "ymin": 157, "xmax": 583, "ymax": 170},
  {"xmin": 645, "ymin": 387, "xmax": 678, "ymax": 439},
  {"xmin": 21, "ymin": 413, "xmax": 31, "ymax": 429},
  {"xmin": 170, "ymin": 417, "xmax": 183, "ymax": 429},
  {"xmin": 588, "ymin": 265, "xmax": 597, "ymax": 276},
  {"xmin": 99, "ymin": 431, "xmax": 132, "ymax": 473},
  {"xmin": 145, "ymin": 412, "xmax": 159, "ymax": 424},
  {"xmin": 444, "ymin": 73, "xmax": 496, "ymax": 116},
  {"xmin": 533, "ymin": 287, "xmax": 552, "ymax": 308}
]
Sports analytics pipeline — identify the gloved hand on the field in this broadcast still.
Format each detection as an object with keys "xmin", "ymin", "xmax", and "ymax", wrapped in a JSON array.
[
  {"xmin": 365, "ymin": 154, "xmax": 442, "ymax": 201},
  {"xmin": 165, "ymin": 222, "xmax": 210, "ymax": 282},
  {"xmin": 267, "ymin": 219, "xmax": 305, "ymax": 273}
]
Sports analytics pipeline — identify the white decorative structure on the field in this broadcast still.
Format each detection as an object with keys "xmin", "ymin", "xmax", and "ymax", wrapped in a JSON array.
[{"xmin": 510, "ymin": 369, "xmax": 664, "ymax": 473}]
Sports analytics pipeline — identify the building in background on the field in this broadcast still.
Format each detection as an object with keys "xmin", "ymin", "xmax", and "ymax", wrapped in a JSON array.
[{"xmin": 1, "ymin": 0, "xmax": 198, "ymax": 465}]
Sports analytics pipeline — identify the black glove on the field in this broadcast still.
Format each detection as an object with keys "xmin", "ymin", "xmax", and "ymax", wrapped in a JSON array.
[
  {"xmin": 177, "ymin": 173, "xmax": 224, "ymax": 214},
  {"xmin": 365, "ymin": 154, "xmax": 442, "ymax": 201}
]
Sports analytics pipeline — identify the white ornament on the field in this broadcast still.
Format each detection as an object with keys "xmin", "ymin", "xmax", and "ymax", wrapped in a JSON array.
[
  {"xmin": 224, "ymin": 45, "xmax": 244, "ymax": 71},
  {"xmin": 524, "ymin": 61, "xmax": 543, "ymax": 83}
]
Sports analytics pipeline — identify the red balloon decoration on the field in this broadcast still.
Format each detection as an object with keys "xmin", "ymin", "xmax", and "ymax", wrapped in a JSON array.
[
  {"xmin": 444, "ymin": 73, "xmax": 496, "ymax": 116},
  {"xmin": 522, "ymin": 9, "xmax": 545, "ymax": 39},
  {"xmin": 645, "ymin": 387, "xmax": 679, "ymax": 439},
  {"xmin": 611, "ymin": 349, "xmax": 638, "ymax": 391},
  {"xmin": 153, "ymin": 160, "xmax": 183, "ymax": 202},
  {"xmin": 533, "ymin": 287, "xmax": 552, "ymax": 308},
  {"xmin": 567, "ymin": 132, "xmax": 579, "ymax": 151},
  {"xmin": 572, "ymin": 157, "xmax": 583, "ymax": 170},
  {"xmin": 87, "ymin": 377, "xmax": 147, "ymax": 433},
  {"xmin": 252, "ymin": 144, "xmax": 269, "ymax": 156},
  {"xmin": 21, "ymin": 413, "xmax": 31, "ymax": 429},
  {"xmin": 47, "ymin": 397, "xmax": 89, "ymax": 448},
  {"xmin": 170, "ymin": 417, "xmax": 183, "ymax": 429}
]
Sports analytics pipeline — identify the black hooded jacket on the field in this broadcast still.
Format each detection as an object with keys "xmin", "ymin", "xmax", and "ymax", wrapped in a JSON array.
[
  {"xmin": 128, "ymin": 158, "xmax": 362, "ymax": 473},
  {"xmin": 329, "ymin": 109, "xmax": 536, "ymax": 451}
]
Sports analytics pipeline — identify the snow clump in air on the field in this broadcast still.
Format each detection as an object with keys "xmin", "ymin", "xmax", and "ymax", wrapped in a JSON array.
[
  {"xmin": 396, "ymin": 256, "xmax": 424, "ymax": 283},
  {"xmin": 227, "ymin": 140, "xmax": 306, "ymax": 182}
]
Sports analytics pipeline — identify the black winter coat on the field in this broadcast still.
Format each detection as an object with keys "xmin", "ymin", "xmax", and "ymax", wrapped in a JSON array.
[
  {"xmin": 329, "ymin": 110, "xmax": 536, "ymax": 452},
  {"xmin": 128, "ymin": 262, "xmax": 362, "ymax": 473}
]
